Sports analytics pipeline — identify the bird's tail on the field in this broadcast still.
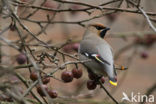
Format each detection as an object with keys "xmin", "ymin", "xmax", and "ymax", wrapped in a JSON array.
[
  {"xmin": 105, "ymin": 65, "xmax": 117, "ymax": 86},
  {"xmin": 109, "ymin": 77, "xmax": 117, "ymax": 86}
]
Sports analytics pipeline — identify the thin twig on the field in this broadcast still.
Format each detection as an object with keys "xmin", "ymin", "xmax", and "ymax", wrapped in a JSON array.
[
  {"xmin": 99, "ymin": 81, "xmax": 119, "ymax": 104},
  {"xmin": 139, "ymin": 7, "xmax": 156, "ymax": 32}
]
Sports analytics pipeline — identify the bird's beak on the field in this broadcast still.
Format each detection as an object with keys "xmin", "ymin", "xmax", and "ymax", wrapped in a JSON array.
[
  {"xmin": 105, "ymin": 27, "xmax": 110, "ymax": 31},
  {"xmin": 109, "ymin": 80, "xmax": 117, "ymax": 86}
]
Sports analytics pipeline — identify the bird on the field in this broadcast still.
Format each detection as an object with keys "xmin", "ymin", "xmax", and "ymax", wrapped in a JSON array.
[{"xmin": 78, "ymin": 23, "xmax": 117, "ymax": 86}]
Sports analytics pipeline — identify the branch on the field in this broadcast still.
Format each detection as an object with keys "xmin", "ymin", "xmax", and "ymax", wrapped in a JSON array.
[
  {"xmin": 99, "ymin": 81, "xmax": 119, "ymax": 104},
  {"xmin": 139, "ymin": 7, "xmax": 156, "ymax": 32}
]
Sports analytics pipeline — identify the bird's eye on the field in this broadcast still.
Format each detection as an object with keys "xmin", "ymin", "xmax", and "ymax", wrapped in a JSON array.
[{"xmin": 95, "ymin": 26, "xmax": 103, "ymax": 30}]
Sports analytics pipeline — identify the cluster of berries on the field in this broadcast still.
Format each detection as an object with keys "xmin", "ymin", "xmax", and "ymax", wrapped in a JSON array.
[
  {"xmin": 61, "ymin": 68, "xmax": 83, "ymax": 82},
  {"xmin": 135, "ymin": 34, "xmax": 156, "ymax": 46},
  {"xmin": 30, "ymin": 72, "xmax": 57, "ymax": 98},
  {"xmin": 87, "ymin": 73, "xmax": 105, "ymax": 90}
]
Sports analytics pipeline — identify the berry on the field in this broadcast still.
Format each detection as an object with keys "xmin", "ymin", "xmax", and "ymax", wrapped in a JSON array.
[
  {"xmin": 37, "ymin": 85, "xmax": 48, "ymax": 96},
  {"xmin": 16, "ymin": 53, "xmax": 27, "ymax": 64},
  {"xmin": 63, "ymin": 44, "xmax": 73, "ymax": 53},
  {"xmin": 30, "ymin": 72, "xmax": 38, "ymax": 81},
  {"xmin": 72, "ymin": 68, "xmax": 83, "ymax": 79},
  {"xmin": 72, "ymin": 43, "xmax": 80, "ymax": 52},
  {"xmin": 145, "ymin": 34, "xmax": 156, "ymax": 46},
  {"xmin": 48, "ymin": 90, "xmax": 58, "ymax": 98},
  {"xmin": 100, "ymin": 76, "xmax": 105, "ymax": 84},
  {"xmin": 88, "ymin": 73, "xmax": 98, "ymax": 80},
  {"xmin": 87, "ymin": 80, "xmax": 97, "ymax": 90},
  {"xmin": 61, "ymin": 71, "xmax": 73, "ymax": 83},
  {"xmin": 63, "ymin": 43, "xmax": 80, "ymax": 53},
  {"xmin": 42, "ymin": 77, "xmax": 50, "ymax": 84},
  {"xmin": 135, "ymin": 34, "xmax": 156, "ymax": 46},
  {"xmin": 141, "ymin": 52, "xmax": 148, "ymax": 59}
]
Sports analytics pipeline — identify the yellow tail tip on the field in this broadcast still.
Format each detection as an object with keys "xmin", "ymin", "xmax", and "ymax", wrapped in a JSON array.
[{"xmin": 109, "ymin": 80, "xmax": 117, "ymax": 86}]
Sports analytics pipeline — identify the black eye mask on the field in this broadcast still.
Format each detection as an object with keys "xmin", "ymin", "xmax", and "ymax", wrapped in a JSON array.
[
  {"xmin": 100, "ymin": 28, "xmax": 110, "ymax": 38},
  {"xmin": 95, "ymin": 26, "xmax": 104, "ymax": 30}
]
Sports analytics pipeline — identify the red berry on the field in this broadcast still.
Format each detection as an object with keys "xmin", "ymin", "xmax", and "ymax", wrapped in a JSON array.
[
  {"xmin": 37, "ymin": 85, "xmax": 48, "ymax": 96},
  {"xmin": 87, "ymin": 80, "xmax": 97, "ymax": 90},
  {"xmin": 72, "ymin": 43, "xmax": 80, "ymax": 52},
  {"xmin": 88, "ymin": 73, "xmax": 98, "ymax": 80},
  {"xmin": 135, "ymin": 34, "xmax": 156, "ymax": 46},
  {"xmin": 42, "ymin": 77, "xmax": 50, "ymax": 84},
  {"xmin": 100, "ymin": 76, "xmax": 105, "ymax": 84},
  {"xmin": 141, "ymin": 52, "xmax": 148, "ymax": 59},
  {"xmin": 16, "ymin": 53, "xmax": 27, "ymax": 64},
  {"xmin": 30, "ymin": 72, "xmax": 38, "ymax": 81},
  {"xmin": 61, "ymin": 71, "xmax": 73, "ymax": 83},
  {"xmin": 145, "ymin": 34, "xmax": 156, "ymax": 45},
  {"xmin": 63, "ymin": 43, "xmax": 80, "ymax": 53},
  {"xmin": 48, "ymin": 90, "xmax": 58, "ymax": 98},
  {"xmin": 63, "ymin": 44, "xmax": 73, "ymax": 53},
  {"xmin": 72, "ymin": 68, "xmax": 83, "ymax": 79}
]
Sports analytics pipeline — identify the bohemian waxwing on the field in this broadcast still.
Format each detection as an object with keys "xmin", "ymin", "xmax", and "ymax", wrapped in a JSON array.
[{"xmin": 79, "ymin": 23, "xmax": 117, "ymax": 86}]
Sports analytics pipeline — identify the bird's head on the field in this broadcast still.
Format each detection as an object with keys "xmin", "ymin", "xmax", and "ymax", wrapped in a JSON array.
[{"xmin": 87, "ymin": 23, "xmax": 110, "ymax": 38}]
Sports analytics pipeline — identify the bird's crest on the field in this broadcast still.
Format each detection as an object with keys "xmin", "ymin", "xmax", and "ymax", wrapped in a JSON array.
[
  {"xmin": 89, "ymin": 23, "xmax": 106, "ymax": 30},
  {"xmin": 87, "ymin": 23, "xmax": 110, "ymax": 38}
]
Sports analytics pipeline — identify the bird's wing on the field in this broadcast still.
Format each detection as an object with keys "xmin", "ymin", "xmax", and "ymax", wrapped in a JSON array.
[
  {"xmin": 82, "ymin": 52, "xmax": 111, "ymax": 65},
  {"xmin": 79, "ymin": 38, "xmax": 111, "ymax": 65},
  {"xmin": 96, "ymin": 40, "xmax": 114, "ymax": 66},
  {"xmin": 96, "ymin": 41, "xmax": 117, "ymax": 77}
]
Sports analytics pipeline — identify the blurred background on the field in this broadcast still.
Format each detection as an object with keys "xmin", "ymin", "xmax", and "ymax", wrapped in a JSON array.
[{"xmin": 0, "ymin": 0, "xmax": 156, "ymax": 104}]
